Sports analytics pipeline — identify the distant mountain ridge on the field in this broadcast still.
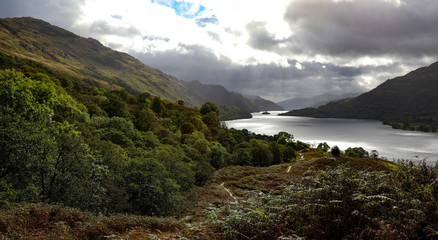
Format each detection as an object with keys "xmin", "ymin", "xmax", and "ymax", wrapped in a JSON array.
[
  {"xmin": 281, "ymin": 61, "xmax": 438, "ymax": 131},
  {"xmin": 277, "ymin": 92, "xmax": 361, "ymax": 110},
  {"xmin": 0, "ymin": 17, "xmax": 282, "ymax": 116},
  {"xmin": 185, "ymin": 81, "xmax": 283, "ymax": 112}
]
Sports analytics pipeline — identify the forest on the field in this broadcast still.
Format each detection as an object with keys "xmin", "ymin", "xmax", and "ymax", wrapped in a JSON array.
[
  {"xmin": 0, "ymin": 52, "xmax": 299, "ymax": 216},
  {"xmin": 0, "ymin": 52, "xmax": 437, "ymax": 239}
]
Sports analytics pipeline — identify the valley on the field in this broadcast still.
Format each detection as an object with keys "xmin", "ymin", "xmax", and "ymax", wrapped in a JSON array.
[{"xmin": 0, "ymin": 16, "xmax": 437, "ymax": 240}]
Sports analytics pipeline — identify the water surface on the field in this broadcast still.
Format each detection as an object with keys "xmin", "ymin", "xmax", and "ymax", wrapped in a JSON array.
[{"xmin": 225, "ymin": 111, "xmax": 438, "ymax": 163}]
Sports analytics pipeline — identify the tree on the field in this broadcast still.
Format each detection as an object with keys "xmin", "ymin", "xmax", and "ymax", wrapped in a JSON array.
[
  {"xmin": 231, "ymin": 148, "xmax": 252, "ymax": 166},
  {"xmin": 0, "ymin": 70, "xmax": 105, "ymax": 210},
  {"xmin": 250, "ymin": 139, "xmax": 273, "ymax": 167},
  {"xmin": 126, "ymin": 157, "xmax": 184, "ymax": 216},
  {"xmin": 209, "ymin": 142, "xmax": 230, "ymax": 169},
  {"xmin": 181, "ymin": 122, "xmax": 196, "ymax": 134},
  {"xmin": 331, "ymin": 145, "xmax": 341, "ymax": 156},
  {"xmin": 151, "ymin": 96, "xmax": 164, "ymax": 114},
  {"xmin": 370, "ymin": 150, "xmax": 379, "ymax": 159},
  {"xmin": 345, "ymin": 147, "xmax": 369, "ymax": 158},
  {"xmin": 317, "ymin": 142, "xmax": 330, "ymax": 152},
  {"xmin": 102, "ymin": 96, "xmax": 129, "ymax": 118},
  {"xmin": 275, "ymin": 132, "xmax": 294, "ymax": 144},
  {"xmin": 200, "ymin": 102, "xmax": 219, "ymax": 115}
]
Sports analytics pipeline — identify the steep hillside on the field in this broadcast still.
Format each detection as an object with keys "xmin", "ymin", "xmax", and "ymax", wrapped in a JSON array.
[
  {"xmin": 0, "ymin": 17, "xmax": 282, "ymax": 118},
  {"xmin": 185, "ymin": 80, "xmax": 283, "ymax": 112},
  {"xmin": 0, "ymin": 17, "xmax": 199, "ymax": 104},
  {"xmin": 282, "ymin": 61, "xmax": 438, "ymax": 131},
  {"xmin": 277, "ymin": 92, "xmax": 361, "ymax": 110}
]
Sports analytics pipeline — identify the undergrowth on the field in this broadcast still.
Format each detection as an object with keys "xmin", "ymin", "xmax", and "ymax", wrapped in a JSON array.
[
  {"xmin": 0, "ymin": 203, "xmax": 182, "ymax": 239},
  {"xmin": 205, "ymin": 161, "xmax": 438, "ymax": 240}
]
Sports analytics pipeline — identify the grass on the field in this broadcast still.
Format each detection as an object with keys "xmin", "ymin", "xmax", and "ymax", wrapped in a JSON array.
[
  {"xmin": 204, "ymin": 160, "xmax": 438, "ymax": 239},
  {"xmin": 214, "ymin": 150, "xmax": 394, "ymax": 198}
]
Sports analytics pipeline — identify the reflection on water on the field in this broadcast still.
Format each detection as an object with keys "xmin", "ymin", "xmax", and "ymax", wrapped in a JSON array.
[{"xmin": 225, "ymin": 111, "xmax": 438, "ymax": 163}]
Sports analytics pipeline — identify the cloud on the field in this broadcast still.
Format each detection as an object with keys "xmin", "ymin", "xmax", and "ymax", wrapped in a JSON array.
[
  {"xmin": 246, "ymin": 21, "xmax": 298, "ymax": 54},
  {"xmin": 246, "ymin": 21, "xmax": 284, "ymax": 51},
  {"xmin": 131, "ymin": 45, "xmax": 375, "ymax": 101},
  {"xmin": 1, "ymin": 0, "xmax": 438, "ymax": 103},
  {"xmin": 88, "ymin": 20, "xmax": 141, "ymax": 37},
  {"xmin": 284, "ymin": 0, "xmax": 438, "ymax": 57},
  {"xmin": 196, "ymin": 16, "xmax": 218, "ymax": 27},
  {"xmin": 0, "ymin": 0, "xmax": 84, "ymax": 30}
]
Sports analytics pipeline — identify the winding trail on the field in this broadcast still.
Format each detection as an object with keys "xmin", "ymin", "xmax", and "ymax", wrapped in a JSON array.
[
  {"xmin": 287, "ymin": 154, "xmax": 304, "ymax": 173},
  {"xmin": 220, "ymin": 182, "xmax": 238, "ymax": 204}
]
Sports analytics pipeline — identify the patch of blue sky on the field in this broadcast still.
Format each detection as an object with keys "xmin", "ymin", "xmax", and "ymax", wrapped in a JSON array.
[
  {"xmin": 151, "ymin": 0, "xmax": 206, "ymax": 18},
  {"xmin": 111, "ymin": 15, "xmax": 123, "ymax": 20}
]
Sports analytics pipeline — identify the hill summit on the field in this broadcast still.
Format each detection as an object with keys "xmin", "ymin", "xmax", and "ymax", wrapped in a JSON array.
[
  {"xmin": 0, "ymin": 17, "xmax": 281, "ymax": 116},
  {"xmin": 281, "ymin": 61, "xmax": 438, "ymax": 131}
]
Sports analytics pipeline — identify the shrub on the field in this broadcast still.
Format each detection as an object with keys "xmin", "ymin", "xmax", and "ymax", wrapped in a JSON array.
[
  {"xmin": 331, "ymin": 145, "xmax": 341, "ymax": 156},
  {"xmin": 207, "ymin": 161, "xmax": 438, "ymax": 239}
]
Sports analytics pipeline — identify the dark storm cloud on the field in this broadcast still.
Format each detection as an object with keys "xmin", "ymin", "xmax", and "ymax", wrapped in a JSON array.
[
  {"xmin": 246, "ymin": 21, "xmax": 298, "ymax": 54},
  {"xmin": 131, "ymin": 44, "xmax": 375, "ymax": 101},
  {"xmin": 1, "ymin": 0, "xmax": 435, "ymax": 102},
  {"xmin": 0, "ymin": 0, "xmax": 84, "ymax": 30},
  {"xmin": 284, "ymin": 0, "xmax": 438, "ymax": 57}
]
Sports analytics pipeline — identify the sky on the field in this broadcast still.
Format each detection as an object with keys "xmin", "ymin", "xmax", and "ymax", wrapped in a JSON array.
[{"xmin": 1, "ymin": 0, "xmax": 438, "ymax": 102}]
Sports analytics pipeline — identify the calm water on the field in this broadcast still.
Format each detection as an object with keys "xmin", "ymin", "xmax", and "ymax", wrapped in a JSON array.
[{"xmin": 225, "ymin": 111, "xmax": 438, "ymax": 163}]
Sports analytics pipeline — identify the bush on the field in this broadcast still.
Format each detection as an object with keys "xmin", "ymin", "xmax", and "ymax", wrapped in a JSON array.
[
  {"xmin": 331, "ymin": 145, "xmax": 341, "ymax": 156},
  {"xmin": 208, "ymin": 161, "xmax": 438, "ymax": 239}
]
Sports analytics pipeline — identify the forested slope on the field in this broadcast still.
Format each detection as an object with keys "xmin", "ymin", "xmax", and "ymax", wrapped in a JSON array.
[
  {"xmin": 0, "ymin": 52, "xmax": 300, "ymax": 216},
  {"xmin": 0, "ymin": 17, "xmax": 282, "ymax": 120}
]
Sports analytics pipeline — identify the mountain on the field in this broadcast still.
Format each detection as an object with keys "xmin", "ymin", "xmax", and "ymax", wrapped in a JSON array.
[
  {"xmin": 184, "ymin": 80, "xmax": 283, "ymax": 113},
  {"xmin": 281, "ymin": 61, "xmax": 438, "ymax": 131},
  {"xmin": 0, "ymin": 17, "xmax": 206, "ymax": 105},
  {"xmin": 0, "ymin": 17, "xmax": 283, "ymax": 116},
  {"xmin": 277, "ymin": 92, "xmax": 361, "ymax": 110}
]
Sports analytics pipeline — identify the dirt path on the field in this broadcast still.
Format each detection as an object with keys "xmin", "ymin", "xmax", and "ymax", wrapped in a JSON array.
[{"xmin": 220, "ymin": 182, "xmax": 238, "ymax": 204}]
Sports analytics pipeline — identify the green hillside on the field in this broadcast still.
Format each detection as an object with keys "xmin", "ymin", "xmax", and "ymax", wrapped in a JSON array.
[
  {"xmin": 0, "ymin": 17, "xmax": 282, "ymax": 119},
  {"xmin": 281, "ymin": 61, "xmax": 438, "ymax": 131},
  {"xmin": 0, "ymin": 17, "xmax": 198, "ymax": 104}
]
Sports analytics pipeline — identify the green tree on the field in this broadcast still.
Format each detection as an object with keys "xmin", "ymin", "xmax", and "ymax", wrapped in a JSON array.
[
  {"xmin": 275, "ymin": 132, "xmax": 294, "ymax": 144},
  {"xmin": 317, "ymin": 142, "xmax": 330, "ymax": 152},
  {"xmin": 200, "ymin": 102, "xmax": 219, "ymax": 115},
  {"xmin": 0, "ymin": 70, "xmax": 105, "ymax": 210},
  {"xmin": 250, "ymin": 139, "xmax": 273, "ymax": 167},
  {"xmin": 209, "ymin": 142, "xmax": 230, "ymax": 169},
  {"xmin": 151, "ymin": 96, "xmax": 164, "ymax": 114},
  {"xmin": 181, "ymin": 121, "xmax": 196, "ymax": 134},
  {"xmin": 193, "ymin": 160, "xmax": 215, "ymax": 186},
  {"xmin": 230, "ymin": 148, "xmax": 252, "ymax": 166},
  {"xmin": 370, "ymin": 150, "xmax": 379, "ymax": 159},
  {"xmin": 135, "ymin": 108, "xmax": 159, "ymax": 132},
  {"xmin": 126, "ymin": 157, "xmax": 184, "ymax": 216},
  {"xmin": 345, "ymin": 147, "xmax": 369, "ymax": 158},
  {"xmin": 331, "ymin": 145, "xmax": 341, "ymax": 156}
]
